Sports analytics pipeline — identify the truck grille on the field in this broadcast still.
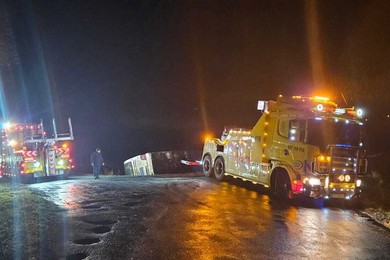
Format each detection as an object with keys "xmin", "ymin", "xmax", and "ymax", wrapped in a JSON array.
[
  {"xmin": 329, "ymin": 146, "xmax": 358, "ymax": 183},
  {"xmin": 330, "ymin": 156, "xmax": 356, "ymax": 182}
]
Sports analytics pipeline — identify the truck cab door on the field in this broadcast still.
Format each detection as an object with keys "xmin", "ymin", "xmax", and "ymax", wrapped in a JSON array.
[
  {"xmin": 273, "ymin": 119, "xmax": 308, "ymax": 174},
  {"xmin": 286, "ymin": 119, "xmax": 308, "ymax": 174}
]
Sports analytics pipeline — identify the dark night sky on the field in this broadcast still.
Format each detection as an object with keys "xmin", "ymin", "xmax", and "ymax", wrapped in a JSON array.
[{"xmin": 1, "ymin": 0, "xmax": 390, "ymax": 171}]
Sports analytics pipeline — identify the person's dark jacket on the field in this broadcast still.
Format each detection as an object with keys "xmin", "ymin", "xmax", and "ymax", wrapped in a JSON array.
[{"xmin": 90, "ymin": 151, "xmax": 104, "ymax": 166}]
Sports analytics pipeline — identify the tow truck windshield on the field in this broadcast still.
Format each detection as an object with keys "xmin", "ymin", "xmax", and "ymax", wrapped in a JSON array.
[{"xmin": 307, "ymin": 118, "xmax": 363, "ymax": 150}]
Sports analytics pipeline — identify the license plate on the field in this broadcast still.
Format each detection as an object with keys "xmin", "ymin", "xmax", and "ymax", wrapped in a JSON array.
[{"xmin": 331, "ymin": 193, "xmax": 345, "ymax": 199}]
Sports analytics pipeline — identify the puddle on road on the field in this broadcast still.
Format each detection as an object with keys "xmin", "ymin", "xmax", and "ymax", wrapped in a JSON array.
[{"xmin": 74, "ymin": 237, "xmax": 101, "ymax": 245}]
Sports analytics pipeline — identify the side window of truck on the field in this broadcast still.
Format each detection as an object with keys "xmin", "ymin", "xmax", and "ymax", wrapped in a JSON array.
[
  {"xmin": 289, "ymin": 119, "xmax": 306, "ymax": 142},
  {"xmin": 278, "ymin": 119, "xmax": 289, "ymax": 138}
]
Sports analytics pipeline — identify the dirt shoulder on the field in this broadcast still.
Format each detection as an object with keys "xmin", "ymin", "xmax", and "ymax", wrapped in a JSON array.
[
  {"xmin": 358, "ymin": 176, "xmax": 390, "ymax": 230},
  {"xmin": 361, "ymin": 208, "xmax": 390, "ymax": 229}
]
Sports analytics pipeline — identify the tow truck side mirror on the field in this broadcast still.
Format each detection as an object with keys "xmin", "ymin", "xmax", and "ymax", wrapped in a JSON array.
[
  {"xmin": 257, "ymin": 101, "xmax": 269, "ymax": 112},
  {"xmin": 359, "ymin": 158, "xmax": 368, "ymax": 174}
]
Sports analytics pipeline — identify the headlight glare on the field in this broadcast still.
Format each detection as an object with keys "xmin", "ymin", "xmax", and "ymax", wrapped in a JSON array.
[
  {"xmin": 309, "ymin": 178, "xmax": 321, "ymax": 186},
  {"xmin": 325, "ymin": 176, "xmax": 329, "ymax": 188}
]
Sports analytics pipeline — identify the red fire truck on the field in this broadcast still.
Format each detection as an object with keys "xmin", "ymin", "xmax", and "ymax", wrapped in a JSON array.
[{"xmin": 0, "ymin": 118, "xmax": 74, "ymax": 183}]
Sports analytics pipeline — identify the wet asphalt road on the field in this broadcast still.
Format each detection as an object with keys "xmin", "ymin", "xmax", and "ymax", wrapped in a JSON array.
[{"xmin": 28, "ymin": 174, "xmax": 390, "ymax": 260}]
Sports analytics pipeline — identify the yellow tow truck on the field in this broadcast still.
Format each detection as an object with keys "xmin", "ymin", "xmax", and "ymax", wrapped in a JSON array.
[{"xmin": 202, "ymin": 95, "xmax": 367, "ymax": 200}]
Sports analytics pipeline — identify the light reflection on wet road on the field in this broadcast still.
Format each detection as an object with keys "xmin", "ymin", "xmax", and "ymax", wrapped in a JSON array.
[{"xmin": 29, "ymin": 175, "xmax": 390, "ymax": 259}]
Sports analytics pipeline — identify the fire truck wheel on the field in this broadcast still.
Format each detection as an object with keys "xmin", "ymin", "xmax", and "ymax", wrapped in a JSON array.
[
  {"xmin": 214, "ymin": 157, "xmax": 225, "ymax": 181},
  {"xmin": 271, "ymin": 170, "xmax": 291, "ymax": 201},
  {"xmin": 203, "ymin": 155, "xmax": 213, "ymax": 177}
]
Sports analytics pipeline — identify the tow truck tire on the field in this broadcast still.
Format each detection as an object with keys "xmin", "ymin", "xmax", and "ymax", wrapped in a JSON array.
[
  {"xmin": 271, "ymin": 170, "xmax": 291, "ymax": 201},
  {"xmin": 214, "ymin": 157, "xmax": 225, "ymax": 181},
  {"xmin": 203, "ymin": 155, "xmax": 213, "ymax": 177}
]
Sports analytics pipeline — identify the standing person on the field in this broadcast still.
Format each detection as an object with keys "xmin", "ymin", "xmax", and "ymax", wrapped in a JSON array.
[{"xmin": 90, "ymin": 148, "xmax": 104, "ymax": 179}]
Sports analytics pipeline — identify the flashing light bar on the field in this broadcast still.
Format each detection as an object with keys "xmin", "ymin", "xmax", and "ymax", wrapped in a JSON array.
[
  {"xmin": 313, "ymin": 96, "xmax": 330, "ymax": 102},
  {"xmin": 314, "ymin": 105, "xmax": 365, "ymax": 119}
]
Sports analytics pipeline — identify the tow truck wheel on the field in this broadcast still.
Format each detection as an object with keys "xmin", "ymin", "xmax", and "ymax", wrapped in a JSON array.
[
  {"xmin": 203, "ymin": 155, "xmax": 213, "ymax": 177},
  {"xmin": 214, "ymin": 157, "xmax": 225, "ymax": 181},
  {"xmin": 271, "ymin": 170, "xmax": 291, "ymax": 201}
]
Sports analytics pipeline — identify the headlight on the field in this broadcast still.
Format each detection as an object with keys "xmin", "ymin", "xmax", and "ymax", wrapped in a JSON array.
[
  {"xmin": 356, "ymin": 179, "xmax": 362, "ymax": 187},
  {"xmin": 8, "ymin": 139, "xmax": 16, "ymax": 147},
  {"xmin": 315, "ymin": 154, "xmax": 331, "ymax": 173},
  {"xmin": 34, "ymin": 162, "xmax": 40, "ymax": 167},
  {"xmin": 309, "ymin": 178, "xmax": 321, "ymax": 186},
  {"xmin": 345, "ymin": 175, "xmax": 351, "ymax": 182},
  {"xmin": 356, "ymin": 108, "xmax": 364, "ymax": 117},
  {"xmin": 338, "ymin": 175, "xmax": 345, "ymax": 182},
  {"xmin": 58, "ymin": 160, "xmax": 64, "ymax": 166}
]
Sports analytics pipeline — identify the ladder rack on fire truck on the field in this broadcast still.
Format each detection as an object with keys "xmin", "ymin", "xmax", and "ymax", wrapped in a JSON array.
[{"xmin": 23, "ymin": 117, "xmax": 74, "ymax": 144}]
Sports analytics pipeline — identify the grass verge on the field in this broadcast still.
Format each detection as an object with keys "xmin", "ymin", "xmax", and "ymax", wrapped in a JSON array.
[{"xmin": 0, "ymin": 181, "xmax": 65, "ymax": 259}]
